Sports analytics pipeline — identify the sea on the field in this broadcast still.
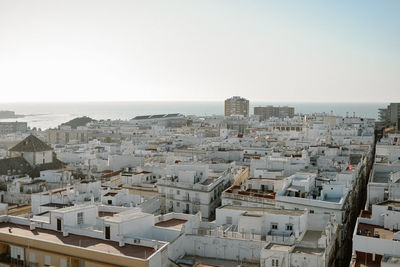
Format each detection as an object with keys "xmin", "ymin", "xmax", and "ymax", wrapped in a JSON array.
[{"xmin": 0, "ymin": 102, "xmax": 387, "ymax": 130}]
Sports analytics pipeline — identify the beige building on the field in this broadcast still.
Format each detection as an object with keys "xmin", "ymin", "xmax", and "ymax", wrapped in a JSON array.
[
  {"xmin": 46, "ymin": 129, "xmax": 88, "ymax": 145},
  {"xmin": 0, "ymin": 205, "xmax": 168, "ymax": 267},
  {"xmin": 224, "ymin": 96, "xmax": 249, "ymax": 117},
  {"xmin": 254, "ymin": 105, "xmax": 295, "ymax": 120}
]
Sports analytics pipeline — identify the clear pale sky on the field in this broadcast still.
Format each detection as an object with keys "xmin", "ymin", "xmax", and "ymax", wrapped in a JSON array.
[{"xmin": 0, "ymin": 0, "xmax": 399, "ymax": 102}]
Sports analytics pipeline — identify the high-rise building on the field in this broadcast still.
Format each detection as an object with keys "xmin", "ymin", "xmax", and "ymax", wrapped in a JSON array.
[
  {"xmin": 0, "ymin": 122, "xmax": 27, "ymax": 134},
  {"xmin": 378, "ymin": 103, "xmax": 400, "ymax": 128},
  {"xmin": 254, "ymin": 105, "xmax": 294, "ymax": 120},
  {"xmin": 388, "ymin": 103, "xmax": 400, "ymax": 124},
  {"xmin": 224, "ymin": 96, "xmax": 249, "ymax": 117}
]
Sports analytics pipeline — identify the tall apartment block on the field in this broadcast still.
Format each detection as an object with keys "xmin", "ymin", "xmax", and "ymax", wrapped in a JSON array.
[
  {"xmin": 379, "ymin": 103, "xmax": 400, "ymax": 129},
  {"xmin": 224, "ymin": 96, "xmax": 249, "ymax": 117},
  {"xmin": 254, "ymin": 105, "xmax": 295, "ymax": 120},
  {"xmin": 0, "ymin": 122, "xmax": 27, "ymax": 134}
]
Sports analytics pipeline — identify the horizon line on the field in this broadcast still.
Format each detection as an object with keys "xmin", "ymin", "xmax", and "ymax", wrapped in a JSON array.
[{"xmin": 0, "ymin": 100, "xmax": 392, "ymax": 104}]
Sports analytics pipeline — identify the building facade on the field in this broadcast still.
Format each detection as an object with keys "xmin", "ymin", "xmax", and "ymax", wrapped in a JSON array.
[
  {"xmin": 254, "ymin": 106, "xmax": 295, "ymax": 120},
  {"xmin": 0, "ymin": 122, "xmax": 27, "ymax": 134},
  {"xmin": 224, "ymin": 96, "xmax": 250, "ymax": 117},
  {"xmin": 8, "ymin": 135, "xmax": 53, "ymax": 166}
]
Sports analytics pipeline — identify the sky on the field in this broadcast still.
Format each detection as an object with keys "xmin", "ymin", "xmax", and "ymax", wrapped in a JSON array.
[{"xmin": 0, "ymin": 0, "xmax": 399, "ymax": 103}]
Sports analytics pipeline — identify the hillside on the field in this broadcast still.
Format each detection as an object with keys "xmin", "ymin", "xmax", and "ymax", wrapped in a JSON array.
[{"xmin": 61, "ymin": 116, "xmax": 96, "ymax": 129}]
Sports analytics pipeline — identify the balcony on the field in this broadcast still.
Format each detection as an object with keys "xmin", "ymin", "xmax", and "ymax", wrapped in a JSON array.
[
  {"xmin": 11, "ymin": 257, "xmax": 25, "ymax": 266},
  {"xmin": 266, "ymin": 230, "xmax": 296, "ymax": 245}
]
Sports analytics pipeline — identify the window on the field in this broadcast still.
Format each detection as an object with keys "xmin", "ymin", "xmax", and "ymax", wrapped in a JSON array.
[
  {"xmin": 77, "ymin": 212, "xmax": 84, "ymax": 225},
  {"xmin": 226, "ymin": 216, "xmax": 232, "ymax": 224},
  {"xmin": 177, "ymin": 190, "xmax": 180, "ymax": 195},
  {"xmin": 45, "ymin": 255, "xmax": 51, "ymax": 266},
  {"xmin": 310, "ymin": 210, "xmax": 314, "ymax": 214},
  {"xmin": 29, "ymin": 252, "xmax": 36, "ymax": 263},
  {"xmin": 60, "ymin": 258, "xmax": 67, "ymax": 267},
  {"xmin": 271, "ymin": 223, "xmax": 278, "ymax": 230},
  {"xmin": 286, "ymin": 224, "xmax": 293, "ymax": 231},
  {"xmin": 105, "ymin": 226, "xmax": 110, "ymax": 239},
  {"xmin": 107, "ymin": 200, "xmax": 112, "ymax": 205},
  {"xmin": 272, "ymin": 259, "xmax": 279, "ymax": 266},
  {"xmin": 177, "ymin": 202, "xmax": 180, "ymax": 207}
]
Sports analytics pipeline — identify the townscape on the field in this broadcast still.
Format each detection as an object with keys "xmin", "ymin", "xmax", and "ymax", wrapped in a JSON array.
[{"xmin": 0, "ymin": 98, "xmax": 399, "ymax": 267}]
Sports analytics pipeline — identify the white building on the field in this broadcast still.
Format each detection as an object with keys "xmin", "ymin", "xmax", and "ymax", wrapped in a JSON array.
[
  {"xmin": 352, "ymin": 201, "xmax": 400, "ymax": 266},
  {"xmin": 8, "ymin": 134, "xmax": 54, "ymax": 166},
  {"xmin": 157, "ymin": 163, "xmax": 234, "ymax": 220}
]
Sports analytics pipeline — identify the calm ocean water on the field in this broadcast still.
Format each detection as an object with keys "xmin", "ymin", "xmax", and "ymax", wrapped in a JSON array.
[{"xmin": 0, "ymin": 102, "xmax": 386, "ymax": 130}]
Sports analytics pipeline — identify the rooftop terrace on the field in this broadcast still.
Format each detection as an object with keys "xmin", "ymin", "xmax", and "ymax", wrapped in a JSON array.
[
  {"xmin": 221, "ymin": 205, "xmax": 306, "ymax": 216},
  {"xmin": 356, "ymin": 222, "xmax": 394, "ymax": 240},
  {"xmin": 223, "ymin": 185, "xmax": 276, "ymax": 200},
  {"xmin": 155, "ymin": 218, "xmax": 187, "ymax": 231},
  {"xmin": 0, "ymin": 222, "xmax": 155, "ymax": 259}
]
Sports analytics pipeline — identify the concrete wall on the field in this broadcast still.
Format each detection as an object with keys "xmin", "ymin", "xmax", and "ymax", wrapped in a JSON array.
[
  {"xmin": 353, "ymin": 234, "xmax": 400, "ymax": 257},
  {"xmin": 3, "ymin": 193, "xmax": 31, "ymax": 205},
  {"xmin": 183, "ymin": 234, "xmax": 266, "ymax": 262},
  {"xmin": 108, "ymin": 154, "xmax": 143, "ymax": 170}
]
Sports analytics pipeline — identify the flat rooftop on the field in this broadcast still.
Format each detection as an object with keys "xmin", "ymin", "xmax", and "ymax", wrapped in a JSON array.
[
  {"xmin": 301, "ymin": 230, "xmax": 322, "ymax": 242},
  {"xmin": 104, "ymin": 212, "xmax": 151, "ymax": 223},
  {"xmin": 221, "ymin": 205, "xmax": 306, "ymax": 216},
  {"xmin": 266, "ymin": 244, "xmax": 292, "ymax": 252},
  {"xmin": 201, "ymin": 178, "xmax": 215, "ymax": 185},
  {"xmin": 377, "ymin": 200, "xmax": 400, "ymax": 208},
  {"xmin": 383, "ymin": 256, "xmax": 400, "ymax": 264},
  {"xmin": 248, "ymin": 176, "xmax": 286, "ymax": 181},
  {"xmin": 324, "ymin": 197, "xmax": 342, "ymax": 203},
  {"xmin": 372, "ymin": 171, "xmax": 391, "ymax": 183},
  {"xmin": 292, "ymin": 246, "xmax": 324, "ymax": 255},
  {"xmin": 0, "ymin": 222, "xmax": 155, "ymax": 259},
  {"xmin": 155, "ymin": 218, "xmax": 187, "ymax": 230},
  {"xmin": 357, "ymin": 222, "xmax": 394, "ymax": 240},
  {"xmin": 180, "ymin": 255, "xmax": 256, "ymax": 267},
  {"xmin": 224, "ymin": 185, "xmax": 276, "ymax": 200}
]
